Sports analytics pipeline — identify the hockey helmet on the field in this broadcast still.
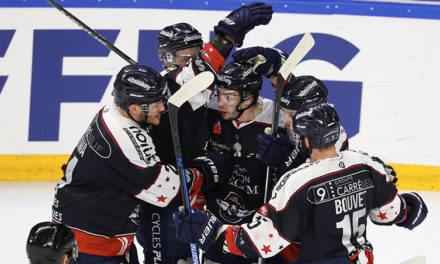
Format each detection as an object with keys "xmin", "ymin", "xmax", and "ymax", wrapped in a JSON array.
[
  {"xmin": 293, "ymin": 103, "xmax": 340, "ymax": 148},
  {"xmin": 26, "ymin": 222, "xmax": 78, "ymax": 264},
  {"xmin": 113, "ymin": 65, "xmax": 168, "ymax": 113},
  {"xmin": 157, "ymin": 23, "xmax": 203, "ymax": 67},
  {"xmin": 280, "ymin": 75, "xmax": 328, "ymax": 110},
  {"xmin": 216, "ymin": 61, "xmax": 263, "ymax": 103}
]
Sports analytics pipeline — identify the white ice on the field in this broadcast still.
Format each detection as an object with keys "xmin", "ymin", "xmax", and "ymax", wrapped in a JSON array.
[{"xmin": 0, "ymin": 182, "xmax": 437, "ymax": 264}]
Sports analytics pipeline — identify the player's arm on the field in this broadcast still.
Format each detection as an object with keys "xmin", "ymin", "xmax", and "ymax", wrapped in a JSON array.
[
  {"xmin": 366, "ymin": 154, "xmax": 428, "ymax": 229},
  {"xmin": 173, "ymin": 208, "xmax": 291, "ymax": 259}
]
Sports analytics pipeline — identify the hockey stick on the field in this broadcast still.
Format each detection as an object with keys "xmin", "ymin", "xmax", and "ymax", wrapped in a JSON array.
[
  {"xmin": 46, "ymin": 0, "xmax": 137, "ymax": 65},
  {"xmin": 168, "ymin": 71, "xmax": 215, "ymax": 264},
  {"xmin": 259, "ymin": 33, "xmax": 315, "ymax": 264},
  {"xmin": 398, "ymin": 255, "xmax": 426, "ymax": 264}
]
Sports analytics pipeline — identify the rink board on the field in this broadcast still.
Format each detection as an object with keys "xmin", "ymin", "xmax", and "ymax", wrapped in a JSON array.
[{"xmin": 0, "ymin": 0, "xmax": 439, "ymax": 188}]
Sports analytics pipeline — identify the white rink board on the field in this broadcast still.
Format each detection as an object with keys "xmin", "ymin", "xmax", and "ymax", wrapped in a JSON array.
[{"xmin": 0, "ymin": 8, "xmax": 439, "ymax": 166}]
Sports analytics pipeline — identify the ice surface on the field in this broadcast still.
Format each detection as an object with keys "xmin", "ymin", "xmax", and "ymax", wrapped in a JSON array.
[{"xmin": 1, "ymin": 182, "xmax": 437, "ymax": 263}]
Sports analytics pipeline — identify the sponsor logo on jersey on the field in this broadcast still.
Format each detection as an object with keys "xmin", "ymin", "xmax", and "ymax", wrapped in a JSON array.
[
  {"xmin": 151, "ymin": 212, "xmax": 162, "ymax": 263},
  {"xmin": 213, "ymin": 122, "xmax": 222, "ymax": 135},
  {"xmin": 124, "ymin": 126, "xmax": 158, "ymax": 165},
  {"xmin": 82, "ymin": 114, "xmax": 111, "ymax": 158},
  {"xmin": 306, "ymin": 171, "xmax": 374, "ymax": 205}
]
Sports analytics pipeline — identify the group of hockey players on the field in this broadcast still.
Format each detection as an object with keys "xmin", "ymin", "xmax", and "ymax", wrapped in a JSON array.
[{"xmin": 26, "ymin": 1, "xmax": 428, "ymax": 264}]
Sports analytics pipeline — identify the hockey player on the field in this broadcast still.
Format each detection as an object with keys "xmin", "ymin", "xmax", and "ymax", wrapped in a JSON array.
[
  {"xmin": 257, "ymin": 75, "xmax": 348, "ymax": 174},
  {"xmin": 51, "ymin": 65, "xmax": 224, "ymax": 264},
  {"xmin": 173, "ymin": 103, "xmax": 428, "ymax": 264},
  {"xmin": 137, "ymin": 3, "xmax": 274, "ymax": 263},
  {"xmin": 26, "ymin": 222, "xmax": 78, "ymax": 264},
  {"xmin": 190, "ymin": 60, "xmax": 291, "ymax": 264}
]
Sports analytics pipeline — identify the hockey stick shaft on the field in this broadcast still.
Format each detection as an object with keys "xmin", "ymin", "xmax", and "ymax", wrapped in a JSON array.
[
  {"xmin": 259, "ymin": 33, "xmax": 314, "ymax": 264},
  {"xmin": 262, "ymin": 32, "xmax": 315, "ymax": 202},
  {"xmin": 168, "ymin": 72, "xmax": 215, "ymax": 264},
  {"xmin": 46, "ymin": 0, "xmax": 137, "ymax": 65}
]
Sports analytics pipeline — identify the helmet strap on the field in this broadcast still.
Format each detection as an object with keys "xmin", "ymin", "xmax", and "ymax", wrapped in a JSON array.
[{"xmin": 126, "ymin": 108, "xmax": 148, "ymax": 129}]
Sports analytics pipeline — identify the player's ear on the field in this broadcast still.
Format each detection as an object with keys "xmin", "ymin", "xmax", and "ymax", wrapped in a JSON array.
[{"xmin": 128, "ymin": 104, "xmax": 139, "ymax": 115}]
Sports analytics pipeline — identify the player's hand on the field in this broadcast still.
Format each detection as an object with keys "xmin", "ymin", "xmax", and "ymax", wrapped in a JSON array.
[
  {"xmin": 372, "ymin": 156, "xmax": 398, "ymax": 183},
  {"xmin": 191, "ymin": 151, "xmax": 234, "ymax": 190},
  {"xmin": 214, "ymin": 2, "xmax": 273, "ymax": 47},
  {"xmin": 233, "ymin": 46, "xmax": 287, "ymax": 76},
  {"xmin": 397, "ymin": 192, "xmax": 428, "ymax": 230},
  {"xmin": 173, "ymin": 208, "xmax": 222, "ymax": 251},
  {"xmin": 258, "ymin": 133, "xmax": 294, "ymax": 168}
]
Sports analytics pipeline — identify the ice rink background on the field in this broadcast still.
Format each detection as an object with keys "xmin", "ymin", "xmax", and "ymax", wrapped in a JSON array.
[{"xmin": 0, "ymin": 181, "xmax": 437, "ymax": 264}]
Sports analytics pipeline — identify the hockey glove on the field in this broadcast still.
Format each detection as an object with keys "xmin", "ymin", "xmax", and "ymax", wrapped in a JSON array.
[
  {"xmin": 258, "ymin": 133, "xmax": 295, "ymax": 168},
  {"xmin": 232, "ymin": 46, "xmax": 288, "ymax": 77},
  {"xmin": 191, "ymin": 151, "xmax": 234, "ymax": 191},
  {"xmin": 396, "ymin": 192, "xmax": 428, "ymax": 230},
  {"xmin": 214, "ymin": 2, "xmax": 273, "ymax": 47},
  {"xmin": 173, "ymin": 208, "xmax": 222, "ymax": 252},
  {"xmin": 372, "ymin": 156, "xmax": 398, "ymax": 183},
  {"xmin": 185, "ymin": 168, "xmax": 204, "ymax": 208}
]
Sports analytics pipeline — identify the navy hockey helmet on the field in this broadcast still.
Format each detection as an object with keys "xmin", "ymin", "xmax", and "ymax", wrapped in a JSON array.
[
  {"xmin": 26, "ymin": 222, "xmax": 78, "ymax": 264},
  {"xmin": 280, "ymin": 75, "xmax": 328, "ymax": 110},
  {"xmin": 293, "ymin": 103, "xmax": 340, "ymax": 148},
  {"xmin": 216, "ymin": 61, "xmax": 263, "ymax": 104},
  {"xmin": 113, "ymin": 65, "xmax": 167, "ymax": 113},
  {"xmin": 157, "ymin": 23, "xmax": 203, "ymax": 67}
]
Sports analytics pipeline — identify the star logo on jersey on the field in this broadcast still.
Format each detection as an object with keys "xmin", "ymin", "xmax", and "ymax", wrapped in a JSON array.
[
  {"xmin": 269, "ymin": 234, "xmax": 273, "ymax": 238},
  {"xmin": 157, "ymin": 195, "xmax": 167, "ymax": 203},
  {"xmin": 378, "ymin": 211, "xmax": 387, "ymax": 220},
  {"xmin": 261, "ymin": 244, "xmax": 272, "ymax": 254},
  {"xmin": 158, "ymin": 184, "xmax": 162, "ymax": 188},
  {"xmin": 213, "ymin": 122, "xmax": 221, "ymax": 135}
]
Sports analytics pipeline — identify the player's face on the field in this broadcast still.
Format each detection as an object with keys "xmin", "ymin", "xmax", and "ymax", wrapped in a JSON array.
[
  {"xmin": 217, "ymin": 87, "xmax": 241, "ymax": 120},
  {"xmin": 146, "ymin": 101, "xmax": 166, "ymax": 126},
  {"xmin": 282, "ymin": 108, "xmax": 297, "ymax": 133},
  {"xmin": 174, "ymin": 46, "xmax": 201, "ymax": 66}
]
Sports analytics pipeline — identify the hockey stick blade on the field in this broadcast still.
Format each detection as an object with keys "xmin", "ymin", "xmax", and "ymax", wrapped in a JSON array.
[
  {"xmin": 168, "ymin": 71, "xmax": 215, "ymax": 108},
  {"xmin": 398, "ymin": 255, "xmax": 426, "ymax": 264},
  {"xmin": 46, "ymin": 0, "xmax": 137, "ymax": 65},
  {"xmin": 278, "ymin": 32, "xmax": 315, "ymax": 80}
]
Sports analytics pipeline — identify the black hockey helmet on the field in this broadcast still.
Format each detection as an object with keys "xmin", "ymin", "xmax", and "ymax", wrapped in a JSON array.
[
  {"xmin": 216, "ymin": 61, "xmax": 263, "ymax": 104},
  {"xmin": 157, "ymin": 23, "xmax": 203, "ymax": 67},
  {"xmin": 26, "ymin": 222, "xmax": 78, "ymax": 264},
  {"xmin": 113, "ymin": 65, "xmax": 168, "ymax": 114},
  {"xmin": 280, "ymin": 75, "xmax": 328, "ymax": 110},
  {"xmin": 293, "ymin": 103, "xmax": 340, "ymax": 148}
]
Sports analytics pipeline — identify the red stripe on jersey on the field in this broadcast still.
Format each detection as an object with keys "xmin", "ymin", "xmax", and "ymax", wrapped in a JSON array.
[
  {"xmin": 201, "ymin": 43, "xmax": 226, "ymax": 73},
  {"xmin": 71, "ymin": 229, "xmax": 134, "ymax": 256},
  {"xmin": 225, "ymin": 226, "xmax": 244, "ymax": 256}
]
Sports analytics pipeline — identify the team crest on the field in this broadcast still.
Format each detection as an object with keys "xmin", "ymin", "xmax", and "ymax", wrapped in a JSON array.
[{"xmin": 217, "ymin": 192, "xmax": 254, "ymax": 223}]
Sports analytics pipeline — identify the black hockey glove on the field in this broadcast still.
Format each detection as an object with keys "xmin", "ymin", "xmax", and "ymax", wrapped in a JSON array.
[
  {"xmin": 173, "ymin": 208, "xmax": 222, "ymax": 252},
  {"xmin": 372, "ymin": 156, "xmax": 398, "ymax": 183},
  {"xmin": 396, "ymin": 192, "xmax": 428, "ymax": 230},
  {"xmin": 258, "ymin": 133, "xmax": 294, "ymax": 168},
  {"xmin": 214, "ymin": 2, "xmax": 273, "ymax": 47},
  {"xmin": 232, "ymin": 46, "xmax": 288, "ymax": 77},
  {"xmin": 191, "ymin": 151, "xmax": 234, "ymax": 191}
]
